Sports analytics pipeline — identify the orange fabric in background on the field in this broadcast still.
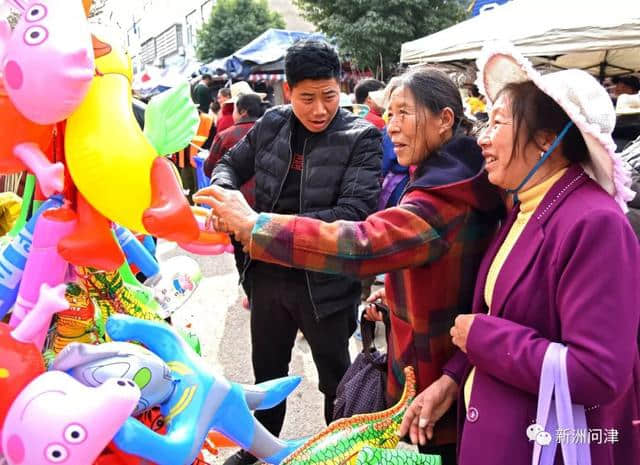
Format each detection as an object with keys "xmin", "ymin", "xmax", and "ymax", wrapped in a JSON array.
[{"xmin": 192, "ymin": 113, "xmax": 214, "ymax": 148}]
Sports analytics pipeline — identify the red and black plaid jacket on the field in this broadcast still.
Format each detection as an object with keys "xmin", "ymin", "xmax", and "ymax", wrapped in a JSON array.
[
  {"xmin": 248, "ymin": 136, "xmax": 505, "ymax": 446},
  {"xmin": 204, "ymin": 117, "xmax": 257, "ymax": 205}
]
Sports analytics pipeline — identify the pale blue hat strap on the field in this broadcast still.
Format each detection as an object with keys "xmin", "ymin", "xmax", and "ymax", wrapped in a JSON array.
[{"xmin": 506, "ymin": 121, "xmax": 574, "ymax": 204}]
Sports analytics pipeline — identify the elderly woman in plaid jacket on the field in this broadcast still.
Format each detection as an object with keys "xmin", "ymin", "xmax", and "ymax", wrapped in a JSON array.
[{"xmin": 195, "ymin": 68, "xmax": 504, "ymax": 464}]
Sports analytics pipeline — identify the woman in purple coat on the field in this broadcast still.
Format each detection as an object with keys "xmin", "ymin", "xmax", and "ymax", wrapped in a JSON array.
[{"xmin": 400, "ymin": 42, "xmax": 640, "ymax": 464}]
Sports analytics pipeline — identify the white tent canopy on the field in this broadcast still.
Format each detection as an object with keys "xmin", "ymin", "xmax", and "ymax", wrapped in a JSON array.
[{"xmin": 401, "ymin": 0, "xmax": 640, "ymax": 77}]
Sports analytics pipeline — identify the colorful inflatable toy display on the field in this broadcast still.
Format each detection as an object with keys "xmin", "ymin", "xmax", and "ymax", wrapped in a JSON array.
[
  {"xmin": 96, "ymin": 406, "xmax": 232, "ymax": 465},
  {"xmin": 115, "ymin": 226, "xmax": 160, "ymax": 282},
  {"xmin": 353, "ymin": 446, "xmax": 441, "ymax": 465},
  {"xmin": 0, "ymin": 82, "xmax": 61, "ymax": 197},
  {"xmin": 143, "ymin": 81, "xmax": 200, "ymax": 156},
  {"xmin": 2, "ymin": 371, "xmax": 140, "ymax": 465},
  {"xmin": 74, "ymin": 266, "xmax": 164, "ymax": 324},
  {"xmin": 54, "ymin": 341, "xmax": 176, "ymax": 416},
  {"xmin": 57, "ymin": 193, "xmax": 127, "ymax": 271},
  {"xmin": 0, "ymin": 0, "xmax": 94, "ymax": 125},
  {"xmin": 0, "ymin": 196, "xmax": 63, "ymax": 318},
  {"xmin": 1, "ymin": 0, "xmax": 205, "ymax": 271},
  {"xmin": 9, "ymin": 208, "xmax": 76, "ymax": 350},
  {"xmin": 282, "ymin": 367, "xmax": 441, "ymax": 465},
  {"xmin": 64, "ymin": 29, "xmax": 199, "ymax": 242},
  {"xmin": 3, "ymin": 174, "xmax": 34, "ymax": 241},
  {"xmin": 107, "ymin": 315, "xmax": 303, "ymax": 465},
  {"xmin": 282, "ymin": 367, "xmax": 416, "ymax": 465},
  {"xmin": 0, "ymin": 3, "xmax": 317, "ymax": 464},
  {"xmin": 149, "ymin": 255, "xmax": 202, "ymax": 319},
  {"xmin": 0, "ymin": 284, "xmax": 68, "ymax": 435},
  {"xmin": 49, "ymin": 281, "xmax": 101, "ymax": 355},
  {"xmin": 179, "ymin": 207, "xmax": 233, "ymax": 256}
]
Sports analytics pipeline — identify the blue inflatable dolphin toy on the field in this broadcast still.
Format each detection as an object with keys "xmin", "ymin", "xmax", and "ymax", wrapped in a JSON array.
[{"xmin": 107, "ymin": 314, "xmax": 303, "ymax": 465}]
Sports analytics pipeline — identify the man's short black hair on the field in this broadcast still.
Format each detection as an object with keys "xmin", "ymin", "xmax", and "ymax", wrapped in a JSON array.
[
  {"xmin": 612, "ymin": 75, "xmax": 640, "ymax": 93},
  {"xmin": 236, "ymin": 94, "xmax": 264, "ymax": 119},
  {"xmin": 354, "ymin": 79, "xmax": 384, "ymax": 104},
  {"xmin": 202, "ymin": 74, "xmax": 212, "ymax": 81},
  {"xmin": 285, "ymin": 39, "xmax": 340, "ymax": 88}
]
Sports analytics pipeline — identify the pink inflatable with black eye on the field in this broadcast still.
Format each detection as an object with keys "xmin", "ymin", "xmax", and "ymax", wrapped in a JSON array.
[
  {"xmin": 2, "ymin": 371, "xmax": 140, "ymax": 465},
  {"xmin": 0, "ymin": 0, "xmax": 94, "ymax": 124}
]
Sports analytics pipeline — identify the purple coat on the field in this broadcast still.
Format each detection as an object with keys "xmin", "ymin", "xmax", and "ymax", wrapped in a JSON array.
[{"xmin": 444, "ymin": 165, "xmax": 640, "ymax": 465}]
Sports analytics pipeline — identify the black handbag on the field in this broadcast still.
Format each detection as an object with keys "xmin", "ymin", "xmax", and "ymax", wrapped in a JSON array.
[{"xmin": 333, "ymin": 303, "xmax": 391, "ymax": 420}]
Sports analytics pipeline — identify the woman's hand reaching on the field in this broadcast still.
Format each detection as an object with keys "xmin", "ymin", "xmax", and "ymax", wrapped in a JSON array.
[{"xmin": 194, "ymin": 186, "xmax": 259, "ymax": 251}]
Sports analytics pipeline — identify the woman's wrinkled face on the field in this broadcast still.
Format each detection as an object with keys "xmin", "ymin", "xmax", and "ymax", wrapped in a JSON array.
[
  {"xmin": 387, "ymin": 85, "xmax": 446, "ymax": 166},
  {"xmin": 478, "ymin": 93, "xmax": 537, "ymax": 190}
]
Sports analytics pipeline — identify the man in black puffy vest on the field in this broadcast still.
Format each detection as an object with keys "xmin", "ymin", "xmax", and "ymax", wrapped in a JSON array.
[{"xmin": 210, "ymin": 39, "xmax": 382, "ymax": 465}]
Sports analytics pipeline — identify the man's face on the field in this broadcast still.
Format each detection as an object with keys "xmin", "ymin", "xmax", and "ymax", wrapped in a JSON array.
[{"xmin": 286, "ymin": 78, "xmax": 340, "ymax": 132}]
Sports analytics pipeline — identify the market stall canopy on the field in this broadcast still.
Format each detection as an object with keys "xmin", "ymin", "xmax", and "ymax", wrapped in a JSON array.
[
  {"xmin": 203, "ymin": 28, "xmax": 325, "ymax": 79},
  {"xmin": 133, "ymin": 60, "xmax": 205, "ymax": 97},
  {"xmin": 401, "ymin": 0, "xmax": 640, "ymax": 77},
  {"xmin": 469, "ymin": 0, "xmax": 512, "ymax": 17},
  {"xmin": 132, "ymin": 65, "xmax": 164, "ymax": 96}
]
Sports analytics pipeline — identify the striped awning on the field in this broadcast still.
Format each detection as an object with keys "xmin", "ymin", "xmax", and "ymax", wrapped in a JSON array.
[
  {"xmin": 246, "ymin": 71, "xmax": 374, "ymax": 82},
  {"xmin": 247, "ymin": 73, "xmax": 285, "ymax": 82}
]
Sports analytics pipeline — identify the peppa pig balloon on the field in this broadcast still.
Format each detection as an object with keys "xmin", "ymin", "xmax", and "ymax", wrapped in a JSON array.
[
  {"xmin": 2, "ymin": 371, "xmax": 140, "ymax": 465},
  {"xmin": 0, "ymin": 0, "xmax": 94, "ymax": 124},
  {"xmin": 0, "ymin": 47, "xmax": 63, "ymax": 197},
  {"xmin": 0, "ymin": 284, "xmax": 69, "ymax": 445}
]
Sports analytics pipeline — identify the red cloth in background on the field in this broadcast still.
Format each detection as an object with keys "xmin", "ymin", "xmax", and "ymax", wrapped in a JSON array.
[
  {"xmin": 204, "ymin": 118, "xmax": 257, "ymax": 206},
  {"xmin": 216, "ymin": 104, "xmax": 234, "ymax": 133},
  {"xmin": 365, "ymin": 111, "xmax": 385, "ymax": 130}
]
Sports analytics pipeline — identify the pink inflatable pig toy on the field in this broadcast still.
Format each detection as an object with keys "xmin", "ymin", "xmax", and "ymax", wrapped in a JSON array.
[
  {"xmin": 0, "ymin": 0, "xmax": 94, "ymax": 124},
  {"xmin": 9, "ymin": 208, "xmax": 77, "ymax": 350},
  {"xmin": 0, "ymin": 283, "xmax": 68, "ymax": 452},
  {"xmin": 1, "ymin": 371, "xmax": 140, "ymax": 465}
]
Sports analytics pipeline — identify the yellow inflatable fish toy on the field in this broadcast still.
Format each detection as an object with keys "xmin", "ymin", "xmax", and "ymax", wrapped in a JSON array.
[{"xmin": 63, "ymin": 31, "xmax": 199, "ymax": 269}]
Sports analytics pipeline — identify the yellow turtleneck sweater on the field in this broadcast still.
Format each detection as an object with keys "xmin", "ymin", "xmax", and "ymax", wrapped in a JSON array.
[{"xmin": 463, "ymin": 168, "xmax": 567, "ymax": 410}]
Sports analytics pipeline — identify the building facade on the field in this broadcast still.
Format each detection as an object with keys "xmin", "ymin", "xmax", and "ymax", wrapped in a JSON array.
[{"xmin": 103, "ymin": 0, "xmax": 312, "ymax": 74}]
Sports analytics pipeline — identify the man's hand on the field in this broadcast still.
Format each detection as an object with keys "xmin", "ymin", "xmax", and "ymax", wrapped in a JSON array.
[
  {"xmin": 194, "ymin": 186, "xmax": 259, "ymax": 251},
  {"xmin": 398, "ymin": 375, "xmax": 458, "ymax": 445},
  {"xmin": 450, "ymin": 314, "xmax": 477, "ymax": 354}
]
